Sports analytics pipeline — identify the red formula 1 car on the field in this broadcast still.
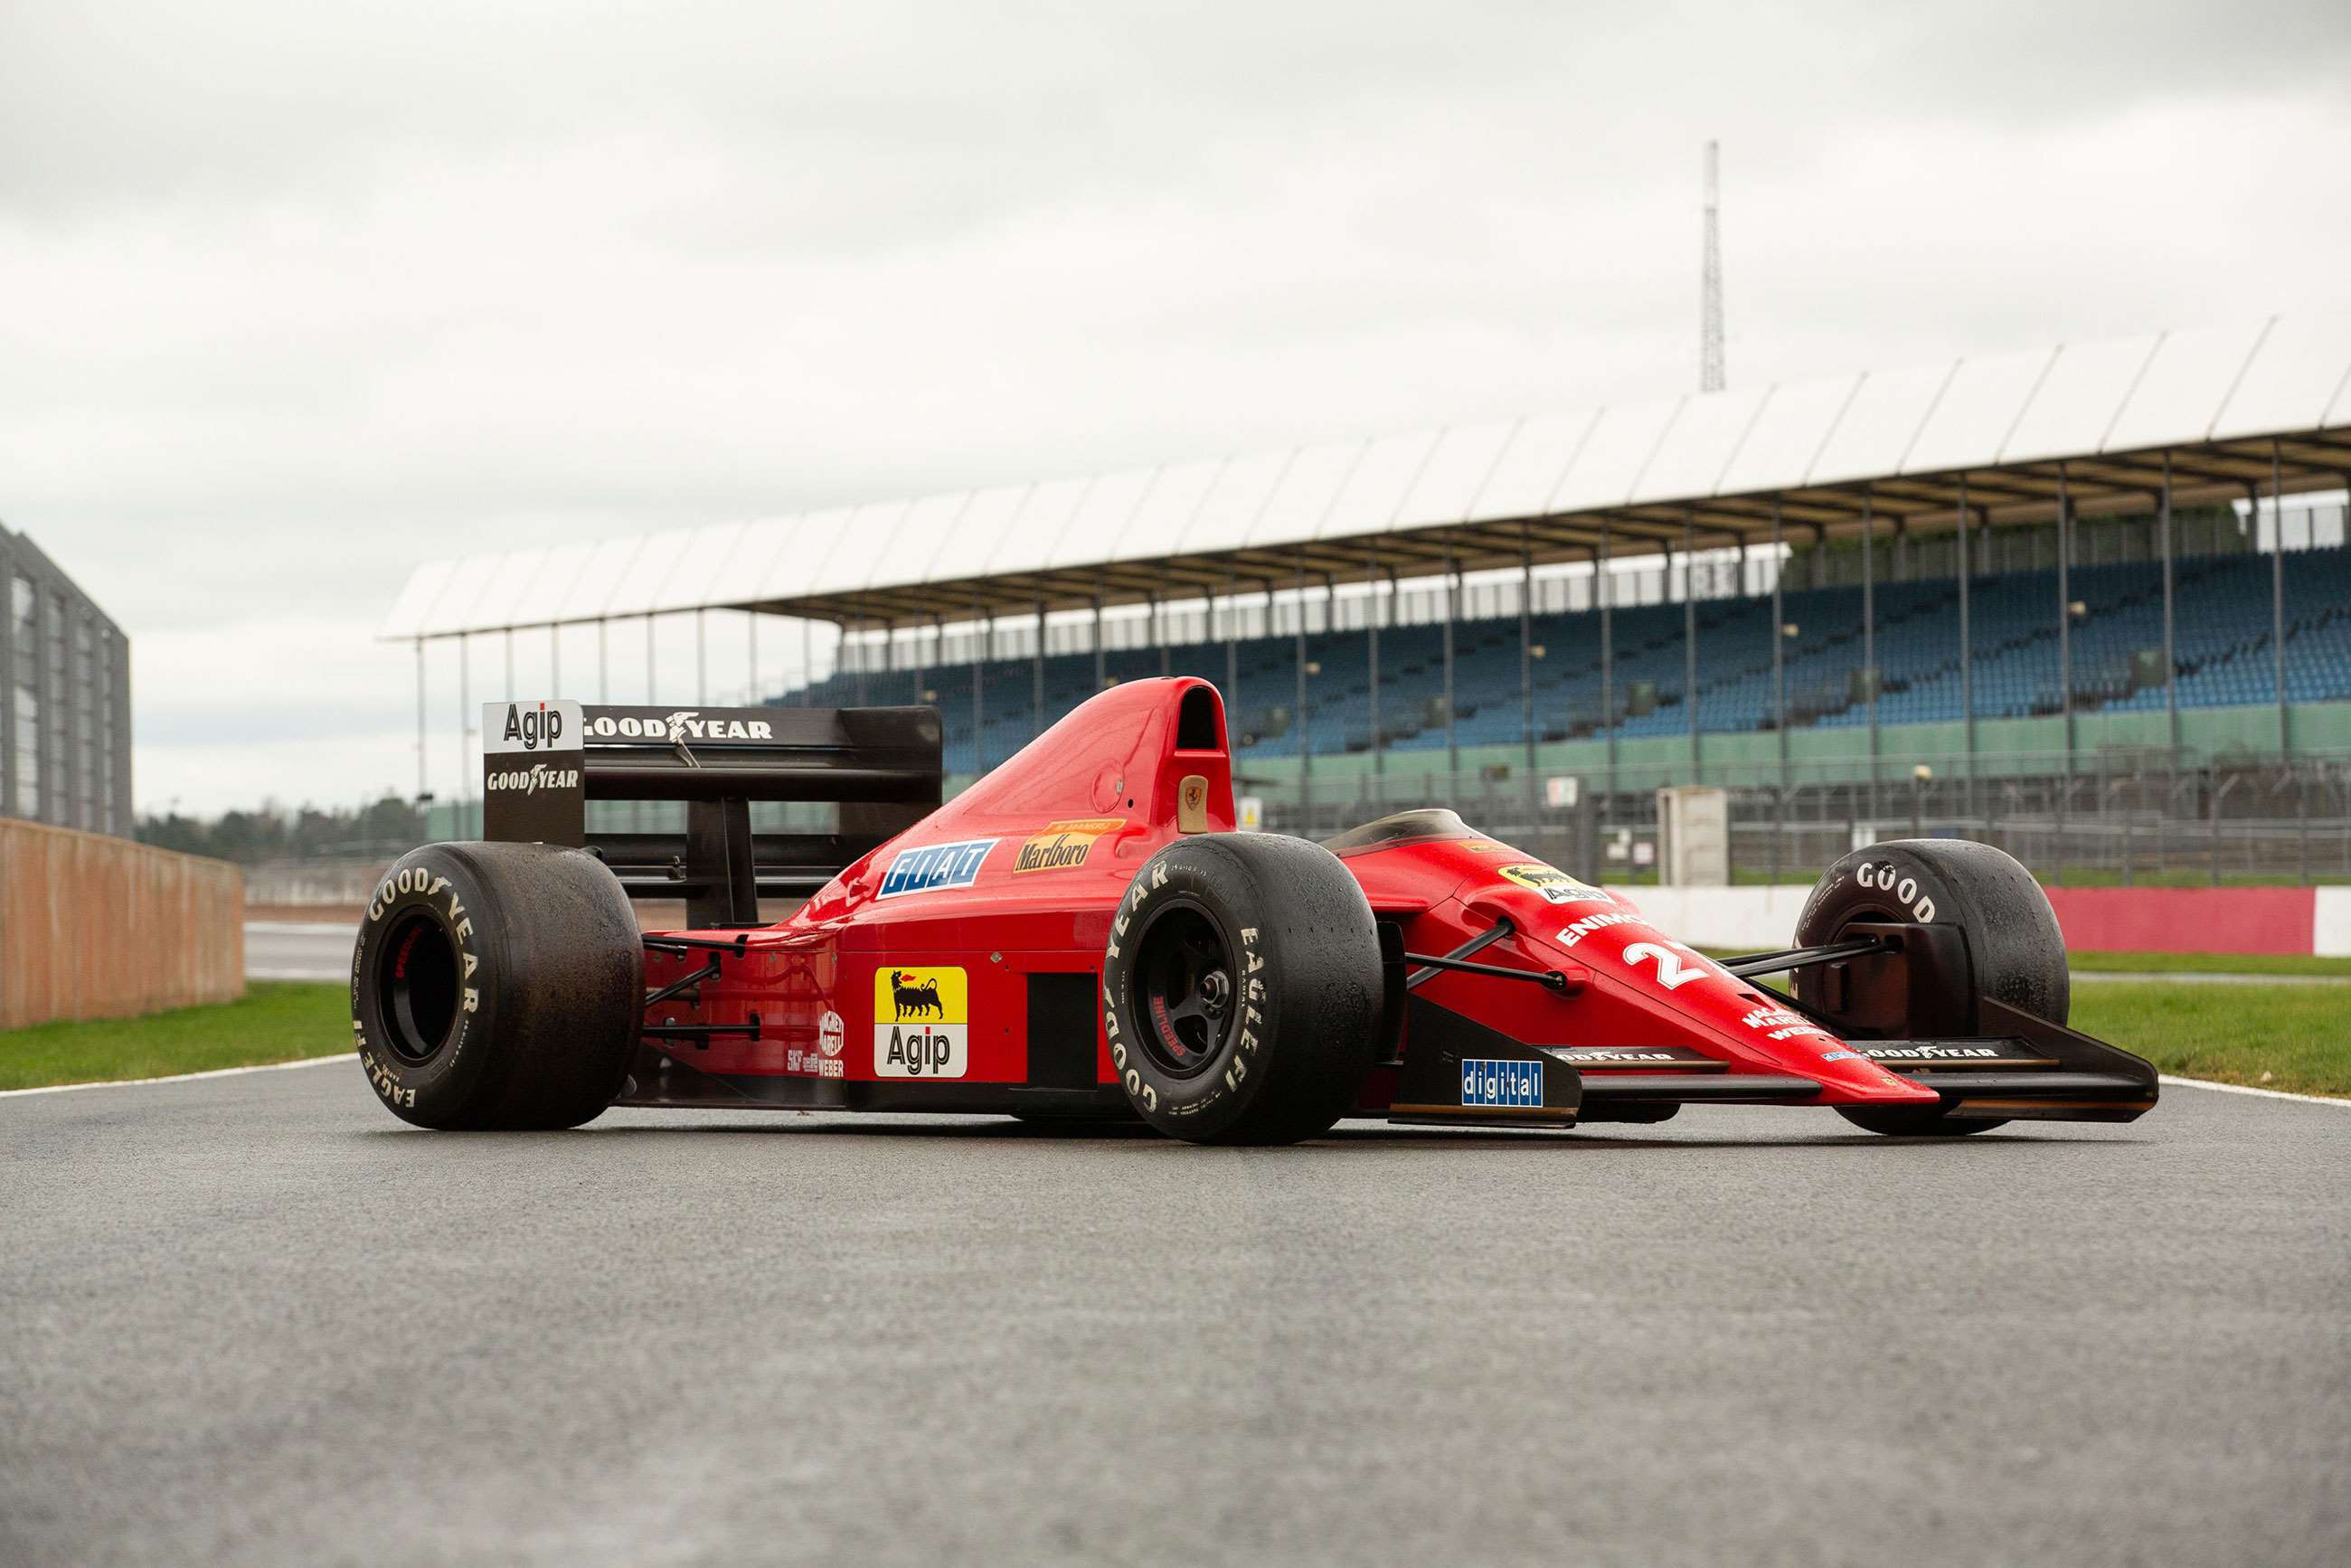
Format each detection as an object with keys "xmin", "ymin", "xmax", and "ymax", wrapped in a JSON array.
[{"xmin": 352, "ymin": 679, "xmax": 2156, "ymax": 1143}]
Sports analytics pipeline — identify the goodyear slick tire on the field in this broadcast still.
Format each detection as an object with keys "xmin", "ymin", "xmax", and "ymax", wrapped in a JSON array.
[
  {"xmin": 1795, "ymin": 838, "xmax": 2067, "ymax": 1138},
  {"xmin": 351, "ymin": 841, "xmax": 643, "ymax": 1130},
  {"xmin": 1102, "ymin": 834, "xmax": 1383, "ymax": 1146}
]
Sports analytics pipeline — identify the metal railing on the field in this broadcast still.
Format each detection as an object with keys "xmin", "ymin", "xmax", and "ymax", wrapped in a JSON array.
[{"xmin": 1250, "ymin": 753, "xmax": 2351, "ymax": 887}]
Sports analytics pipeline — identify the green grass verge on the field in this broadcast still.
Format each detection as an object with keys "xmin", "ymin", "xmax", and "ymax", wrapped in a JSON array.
[
  {"xmin": 1703, "ymin": 955, "xmax": 2348, "ymax": 1096},
  {"xmin": 0, "ymin": 982, "xmax": 348, "ymax": 1092},
  {"xmin": 2070, "ymin": 983, "xmax": 2351, "ymax": 1099},
  {"xmin": 2066, "ymin": 950, "xmax": 2351, "ymax": 977}
]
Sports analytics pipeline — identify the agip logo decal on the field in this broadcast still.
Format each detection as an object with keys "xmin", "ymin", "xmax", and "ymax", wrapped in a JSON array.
[
  {"xmin": 1497, "ymin": 863, "xmax": 1610, "ymax": 906},
  {"xmin": 877, "ymin": 839, "xmax": 997, "ymax": 899},
  {"xmin": 1014, "ymin": 818, "xmax": 1122, "ymax": 874},
  {"xmin": 874, "ymin": 967, "xmax": 969, "ymax": 1079}
]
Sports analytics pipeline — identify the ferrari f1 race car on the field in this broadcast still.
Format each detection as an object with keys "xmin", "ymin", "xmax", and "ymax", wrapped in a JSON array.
[{"xmin": 352, "ymin": 678, "xmax": 2157, "ymax": 1144}]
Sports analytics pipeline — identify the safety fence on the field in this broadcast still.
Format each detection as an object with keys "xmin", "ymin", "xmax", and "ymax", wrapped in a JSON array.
[{"xmin": 1256, "ymin": 755, "xmax": 2351, "ymax": 892}]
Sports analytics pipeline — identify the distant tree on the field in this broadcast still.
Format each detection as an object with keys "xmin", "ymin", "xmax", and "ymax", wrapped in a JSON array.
[{"xmin": 136, "ymin": 794, "xmax": 428, "ymax": 865}]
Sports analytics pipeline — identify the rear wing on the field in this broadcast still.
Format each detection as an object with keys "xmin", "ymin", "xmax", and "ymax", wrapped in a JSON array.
[{"xmin": 481, "ymin": 700, "xmax": 941, "ymax": 926}]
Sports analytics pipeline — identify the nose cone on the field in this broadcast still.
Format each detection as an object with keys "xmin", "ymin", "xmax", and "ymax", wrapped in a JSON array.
[{"xmin": 1802, "ymin": 1045, "xmax": 1942, "ymax": 1106}]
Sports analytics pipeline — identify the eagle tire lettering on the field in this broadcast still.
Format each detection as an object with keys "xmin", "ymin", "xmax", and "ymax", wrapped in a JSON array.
[{"xmin": 1099, "ymin": 836, "xmax": 1380, "ymax": 1146}]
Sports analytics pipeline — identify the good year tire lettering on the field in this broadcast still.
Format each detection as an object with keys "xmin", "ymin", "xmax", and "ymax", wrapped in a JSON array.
[{"xmin": 1855, "ymin": 862, "xmax": 1938, "ymax": 921}]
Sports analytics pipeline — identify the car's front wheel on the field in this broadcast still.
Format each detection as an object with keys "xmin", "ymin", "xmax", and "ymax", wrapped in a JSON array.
[
  {"xmin": 1100, "ymin": 834, "xmax": 1384, "ymax": 1146},
  {"xmin": 1796, "ymin": 838, "xmax": 2068, "ymax": 1138}
]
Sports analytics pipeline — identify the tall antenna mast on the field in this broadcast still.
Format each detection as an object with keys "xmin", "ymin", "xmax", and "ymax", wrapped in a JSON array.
[{"xmin": 1700, "ymin": 140, "xmax": 1724, "ymax": 393}]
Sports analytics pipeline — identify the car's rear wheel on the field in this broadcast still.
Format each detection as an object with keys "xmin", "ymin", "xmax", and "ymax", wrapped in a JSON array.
[
  {"xmin": 1796, "ymin": 838, "xmax": 2067, "ymax": 1137},
  {"xmin": 1102, "ymin": 834, "xmax": 1383, "ymax": 1145},
  {"xmin": 352, "ymin": 841, "xmax": 644, "ymax": 1130}
]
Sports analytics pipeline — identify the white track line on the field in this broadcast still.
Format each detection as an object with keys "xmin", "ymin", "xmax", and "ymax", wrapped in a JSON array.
[
  {"xmin": 2161, "ymin": 1074, "xmax": 2349, "ymax": 1106},
  {"xmin": 0, "ymin": 1053, "xmax": 354, "ymax": 1099}
]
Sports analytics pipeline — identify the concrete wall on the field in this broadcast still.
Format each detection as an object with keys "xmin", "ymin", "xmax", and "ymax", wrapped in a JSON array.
[{"xmin": 0, "ymin": 819, "xmax": 243, "ymax": 1028}]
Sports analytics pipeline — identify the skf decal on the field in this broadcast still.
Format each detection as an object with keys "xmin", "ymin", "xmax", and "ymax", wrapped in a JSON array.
[
  {"xmin": 1461, "ymin": 1058, "xmax": 1543, "ymax": 1108},
  {"xmin": 873, "ymin": 967, "xmax": 968, "ymax": 1078},
  {"xmin": 877, "ymin": 838, "xmax": 998, "ymax": 899},
  {"xmin": 1497, "ymin": 862, "xmax": 1610, "ymax": 905},
  {"xmin": 1014, "ymin": 818, "xmax": 1122, "ymax": 874}
]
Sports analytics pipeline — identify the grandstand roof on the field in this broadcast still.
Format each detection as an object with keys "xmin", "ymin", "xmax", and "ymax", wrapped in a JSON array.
[{"xmin": 382, "ymin": 312, "xmax": 2351, "ymax": 639}]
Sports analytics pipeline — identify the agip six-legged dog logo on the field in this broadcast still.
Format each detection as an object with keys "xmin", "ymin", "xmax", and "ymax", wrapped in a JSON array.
[{"xmin": 889, "ymin": 969, "xmax": 945, "ymax": 1020}]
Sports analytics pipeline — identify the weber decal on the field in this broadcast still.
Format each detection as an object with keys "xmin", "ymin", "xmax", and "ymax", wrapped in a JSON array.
[
  {"xmin": 1461, "ymin": 1058, "xmax": 1544, "ymax": 1108},
  {"xmin": 1014, "ymin": 817, "xmax": 1123, "ymax": 874},
  {"xmin": 1497, "ymin": 862, "xmax": 1610, "ymax": 905},
  {"xmin": 874, "ymin": 967, "xmax": 969, "ymax": 1079},
  {"xmin": 877, "ymin": 838, "xmax": 998, "ymax": 899}
]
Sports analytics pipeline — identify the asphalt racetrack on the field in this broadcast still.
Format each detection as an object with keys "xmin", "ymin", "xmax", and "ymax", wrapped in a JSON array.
[
  {"xmin": 4, "ymin": 1066, "xmax": 2345, "ymax": 1566},
  {"xmin": 245, "ymin": 921, "xmax": 353, "ymax": 981}
]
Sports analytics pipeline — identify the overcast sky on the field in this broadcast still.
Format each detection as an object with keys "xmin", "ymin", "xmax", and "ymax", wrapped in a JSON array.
[{"xmin": 5, "ymin": 1, "xmax": 2348, "ymax": 817}]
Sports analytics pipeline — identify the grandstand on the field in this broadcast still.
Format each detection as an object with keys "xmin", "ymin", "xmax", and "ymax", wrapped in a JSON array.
[
  {"xmin": 383, "ymin": 312, "xmax": 2351, "ymax": 832},
  {"xmin": 780, "ymin": 528, "xmax": 2351, "ymax": 777}
]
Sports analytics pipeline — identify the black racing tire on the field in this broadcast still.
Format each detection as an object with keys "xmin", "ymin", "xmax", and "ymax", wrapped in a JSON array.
[
  {"xmin": 1102, "ymin": 834, "xmax": 1384, "ymax": 1146},
  {"xmin": 1796, "ymin": 838, "xmax": 2065, "ymax": 1138},
  {"xmin": 351, "ymin": 841, "xmax": 644, "ymax": 1130}
]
